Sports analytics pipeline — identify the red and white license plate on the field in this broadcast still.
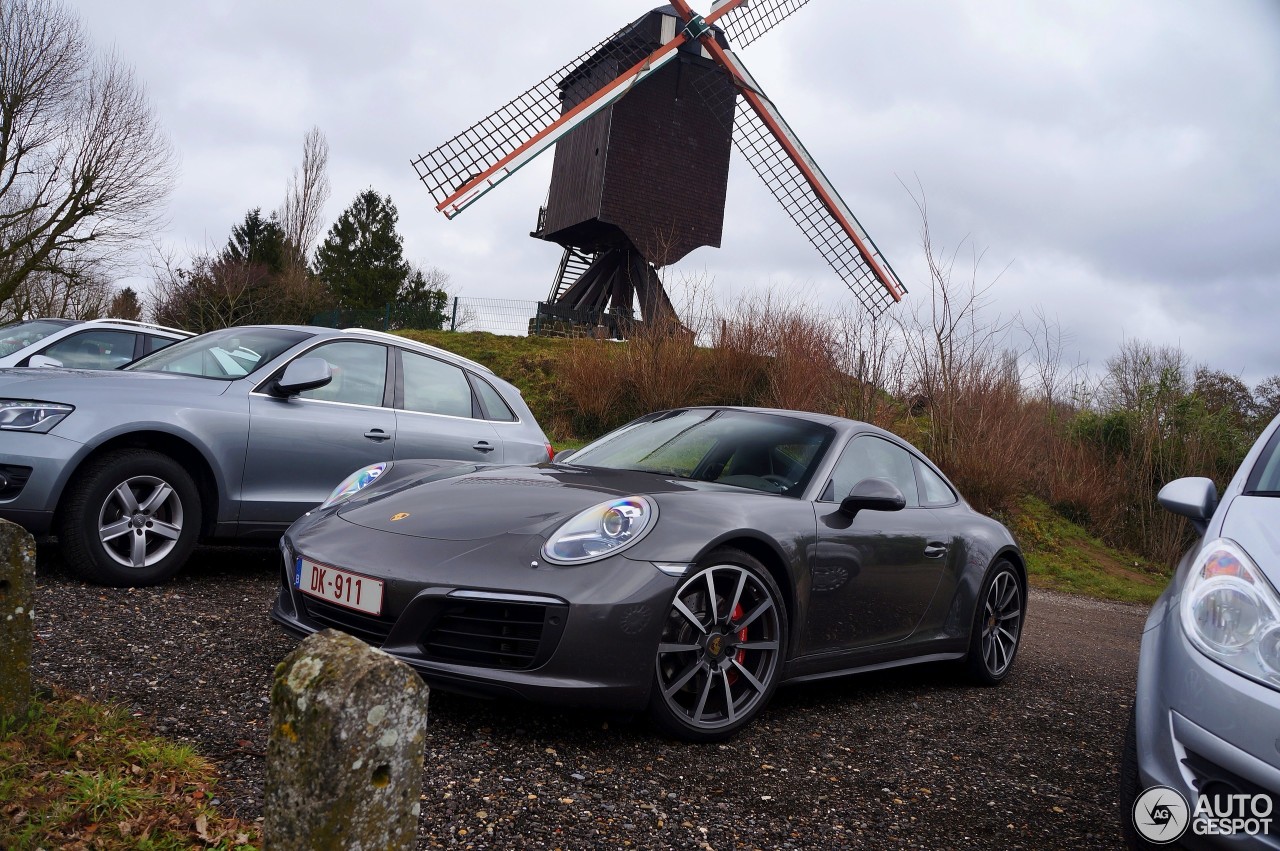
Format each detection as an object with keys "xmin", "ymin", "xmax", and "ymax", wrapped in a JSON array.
[{"xmin": 295, "ymin": 557, "xmax": 384, "ymax": 616}]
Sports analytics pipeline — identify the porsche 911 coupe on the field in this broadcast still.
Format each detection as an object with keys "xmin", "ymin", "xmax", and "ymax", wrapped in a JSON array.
[{"xmin": 271, "ymin": 407, "xmax": 1026, "ymax": 740}]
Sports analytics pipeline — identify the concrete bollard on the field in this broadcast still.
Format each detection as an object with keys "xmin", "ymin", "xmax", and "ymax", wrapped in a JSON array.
[
  {"xmin": 0, "ymin": 519, "xmax": 36, "ymax": 720},
  {"xmin": 264, "ymin": 629, "xmax": 429, "ymax": 851}
]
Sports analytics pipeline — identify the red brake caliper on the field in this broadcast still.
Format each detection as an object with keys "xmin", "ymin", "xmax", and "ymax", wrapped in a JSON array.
[{"xmin": 726, "ymin": 603, "xmax": 747, "ymax": 685}]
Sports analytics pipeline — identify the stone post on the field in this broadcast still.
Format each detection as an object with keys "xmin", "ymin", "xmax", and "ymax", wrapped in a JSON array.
[
  {"xmin": 263, "ymin": 629, "xmax": 429, "ymax": 851},
  {"xmin": 0, "ymin": 519, "xmax": 36, "ymax": 720}
]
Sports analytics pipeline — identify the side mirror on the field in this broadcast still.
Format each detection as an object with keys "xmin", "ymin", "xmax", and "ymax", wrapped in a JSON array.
[
  {"xmin": 840, "ymin": 477, "xmax": 907, "ymax": 517},
  {"xmin": 1157, "ymin": 477, "xmax": 1217, "ymax": 534},
  {"xmin": 553, "ymin": 449, "xmax": 576, "ymax": 463},
  {"xmin": 28, "ymin": 354, "xmax": 63, "ymax": 368},
  {"xmin": 271, "ymin": 357, "xmax": 332, "ymax": 397}
]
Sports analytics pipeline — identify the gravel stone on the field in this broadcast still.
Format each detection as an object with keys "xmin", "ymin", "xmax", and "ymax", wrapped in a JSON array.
[{"xmin": 32, "ymin": 543, "xmax": 1145, "ymax": 849}]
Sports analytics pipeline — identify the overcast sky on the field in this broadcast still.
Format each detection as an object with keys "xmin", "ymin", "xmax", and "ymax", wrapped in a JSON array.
[{"xmin": 69, "ymin": 0, "xmax": 1280, "ymax": 384}]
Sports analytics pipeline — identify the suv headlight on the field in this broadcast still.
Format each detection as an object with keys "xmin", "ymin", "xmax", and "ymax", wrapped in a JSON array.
[
  {"xmin": 1180, "ymin": 538, "xmax": 1280, "ymax": 687},
  {"xmin": 320, "ymin": 462, "xmax": 389, "ymax": 509},
  {"xmin": 0, "ymin": 400, "xmax": 74, "ymax": 433},
  {"xmin": 542, "ymin": 496, "xmax": 656, "ymax": 564}
]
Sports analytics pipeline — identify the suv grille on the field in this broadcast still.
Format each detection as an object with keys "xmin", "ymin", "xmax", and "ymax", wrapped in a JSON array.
[{"xmin": 423, "ymin": 600, "xmax": 563, "ymax": 670}]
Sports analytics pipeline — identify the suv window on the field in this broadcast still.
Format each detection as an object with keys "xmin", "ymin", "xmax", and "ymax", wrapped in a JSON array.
[
  {"xmin": 823, "ymin": 436, "xmax": 920, "ymax": 506},
  {"xmin": 297, "ymin": 341, "xmax": 388, "ymax": 407},
  {"xmin": 401, "ymin": 350, "xmax": 474, "ymax": 418},
  {"xmin": 472, "ymin": 376, "xmax": 517, "ymax": 422},
  {"xmin": 41, "ymin": 330, "xmax": 138, "ymax": 369}
]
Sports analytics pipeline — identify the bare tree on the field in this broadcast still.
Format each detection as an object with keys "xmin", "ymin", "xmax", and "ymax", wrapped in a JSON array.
[
  {"xmin": 0, "ymin": 262, "xmax": 112, "ymax": 323},
  {"xmin": 277, "ymin": 126, "xmax": 330, "ymax": 267},
  {"xmin": 0, "ymin": 0, "xmax": 174, "ymax": 303}
]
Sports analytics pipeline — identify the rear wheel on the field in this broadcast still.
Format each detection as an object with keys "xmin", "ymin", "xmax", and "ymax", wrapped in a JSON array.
[
  {"xmin": 59, "ymin": 449, "xmax": 201, "ymax": 586},
  {"xmin": 648, "ymin": 548, "xmax": 787, "ymax": 742},
  {"xmin": 965, "ymin": 559, "xmax": 1024, "ymax": 684}
]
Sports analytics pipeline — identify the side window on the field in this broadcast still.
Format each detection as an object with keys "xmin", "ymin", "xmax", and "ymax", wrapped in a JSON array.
[
  {"xmin": 823, "ymin": 436, "xmax": 920, "ymax": 507},
  {"xmin": 400, "ymin": 351, "xmax": 473, "ymax": 418},
  {"xmin": 41, "ymin": 330, "xmax": 138, "ymax": 369},
  {"xmin": 916, "ymin": 460, "xmax": 957, "ymax": 506},
  {"xmin": 144, "ymin": 334, "xmax": 177, "ymax": 354},
  {"xmin": 297, "ymin": 342, "xmax": 388, "ymax": 406},
  {"xmin": 472, "ymin": 376, "xmax": 517, "ymax": 422}
]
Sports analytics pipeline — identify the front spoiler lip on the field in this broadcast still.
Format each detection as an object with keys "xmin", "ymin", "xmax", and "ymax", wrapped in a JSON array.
[{"xmin": 269, "ymin": 600, "xmax": 656, "ymax": 710}]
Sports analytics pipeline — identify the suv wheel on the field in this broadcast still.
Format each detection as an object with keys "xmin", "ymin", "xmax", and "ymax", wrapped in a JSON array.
[{"xmin": 59, "ymin": 449, "xmax": 201, "ymax": 586}]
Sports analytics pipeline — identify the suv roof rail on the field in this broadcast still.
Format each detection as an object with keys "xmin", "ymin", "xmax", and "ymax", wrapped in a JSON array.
[
  {"xmin": 85, "ymin": 318, "xmax": 193, "ymax": 337},
  {"xmin": 339, "ymin": 327, "xmax": 493, "ymax": 374}
]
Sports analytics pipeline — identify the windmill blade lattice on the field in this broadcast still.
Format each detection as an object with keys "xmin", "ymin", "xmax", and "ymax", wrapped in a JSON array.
[
  {"xmin": 713, "ymin": 0, "xmax": 812, "ymax": 49},
  {"xmin": 692, "ymin": 60, "xmax": 905, "ymax": 314},
  {"xmin": 411, "ymin": 22, "xmax": 656, "ymax": 213}
]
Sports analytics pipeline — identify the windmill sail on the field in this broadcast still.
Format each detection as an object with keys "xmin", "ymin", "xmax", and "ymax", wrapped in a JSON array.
[
  {"xmin": 689, "ymin": 36, "xmax": 905, "ymax": 312},
  {"xmin": 713, "ymin": 0, "xmax": 813, "ymax": 49}
]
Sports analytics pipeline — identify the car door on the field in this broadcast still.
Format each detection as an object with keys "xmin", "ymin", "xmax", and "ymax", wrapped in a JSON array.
[
  {"xmin": 35, "ymin": 328, "xmax": 140, "ymax": 369},
  {"xmin": 240, "ymin": 340, "xmax": 396, "ymax": 528},
  {"xmin": 801, "ymin": 435, "xmax": 952, "ymax": 655},
  {"xmin": 391, "ymin": 348, "xmax": 504, "ymax": 462}
]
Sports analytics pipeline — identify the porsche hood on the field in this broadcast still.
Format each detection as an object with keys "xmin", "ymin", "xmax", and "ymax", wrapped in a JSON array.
[{"xmin": 335, "ymin": 463, "xmax": 692, "ymax": 541}]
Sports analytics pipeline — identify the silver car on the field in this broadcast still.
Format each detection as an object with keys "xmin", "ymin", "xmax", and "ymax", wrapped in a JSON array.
[
  {"xmin": 0, "ymin": 326, "xmax": 552, "ymax": 585},
  {"xmin": 0, "ymin": 317, "xmax": 191, "ymax": 368},
  {"xmin": 1122, "ymin": 415, "xmax": 1280, "ymax": 848}
]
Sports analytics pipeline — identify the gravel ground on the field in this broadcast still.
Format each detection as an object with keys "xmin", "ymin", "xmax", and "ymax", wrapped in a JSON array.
[{"xmin": 31, "ymin": 543, "xmax": 1147, "ymax": 849}]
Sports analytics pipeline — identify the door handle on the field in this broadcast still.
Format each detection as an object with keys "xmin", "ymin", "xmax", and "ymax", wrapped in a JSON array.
[
  {"xmin": 364, "ymin": 429, "xmax": 392, "ymax": 442},
  {"xmin": 924, "ymin": 543, "xmax": 949, "ymax": 558},
  {"xmin": 473, "ymin": 440, "xmax": 495, "ymax": 453}
]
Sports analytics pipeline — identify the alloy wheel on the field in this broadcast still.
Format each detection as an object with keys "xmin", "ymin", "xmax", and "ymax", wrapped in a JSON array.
[
  {"xmin": 655, "ymin": 564, "xmax": 782, "ymax": 732},
  {"xmin": 97, "ymin": 475, "xmax": 184, "ymax": 569},
  {"xmin": 981, "ymin": 569, "xmax": 1022, "ymax": 677}
]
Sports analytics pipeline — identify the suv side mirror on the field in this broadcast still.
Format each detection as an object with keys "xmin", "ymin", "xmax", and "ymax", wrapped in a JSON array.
[
  {"xmin": 28, "ymin": 354, "xmax": 63, "ymax": 368},
  {"xmin": 840, "ymin": 477, "xmax": 907, "ymax": 517},
  {"xmin": 1157, "ymin": 477, "xmax": 1217, "ymax": 534},
  {"xmin": 272, "ymin": 357, "xmax": 332, "ymax": 397}
]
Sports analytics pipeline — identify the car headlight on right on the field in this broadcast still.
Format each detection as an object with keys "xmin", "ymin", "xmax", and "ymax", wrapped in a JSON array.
[
  {"xmin": 1180, "ymin": 537, "xmax": 1280, "ymax": 687},
  {"xmin": 0, "ymin": 400, "xmax": 74, "ymax": 433},
  {"xmin": 542, "ymin": 496, "xmax": 656, "ymax": 564}
]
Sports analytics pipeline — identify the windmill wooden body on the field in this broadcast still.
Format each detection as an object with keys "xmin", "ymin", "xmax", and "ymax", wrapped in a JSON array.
[{"xmin": 414, "ymin": 0, "xmax": 906, "ymax": 332}]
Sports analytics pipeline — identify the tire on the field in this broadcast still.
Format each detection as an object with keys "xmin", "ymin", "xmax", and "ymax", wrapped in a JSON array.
[
  {"xmin": 59, "ymin": 449, "xmax": 202, "ymax": 586},
  {"xmin": 1119, "ymin": 706, "xmax": 1159, "ymax": 850},
  {"xmin": 964, "ymin": 558, "xmax": 1024, "ymax": 685},
  {"xmin": 648, "ymin": 547, "xmax": 788, "ymax": 742}
]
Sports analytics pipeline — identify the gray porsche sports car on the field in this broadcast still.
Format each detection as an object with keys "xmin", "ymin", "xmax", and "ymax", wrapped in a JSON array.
[{"xmin": 271, "ymin": 407, "xmax": 1026, "ymax": 740}]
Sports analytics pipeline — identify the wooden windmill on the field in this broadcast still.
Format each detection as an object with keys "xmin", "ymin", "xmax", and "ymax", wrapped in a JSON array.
[{"xmin": 413, "ymin": 0, "xmax": 906, "ymax": 331}]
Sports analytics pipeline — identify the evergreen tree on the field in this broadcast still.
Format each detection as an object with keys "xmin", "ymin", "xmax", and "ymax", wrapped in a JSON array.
[
  {"xmin": 223, "ymin": 208, "xmax": 286, "ymax": 273},
  {"xmin": 108, "ymin": 286, "xmax": 143, "ymax": 321},
  {"xmin": 392, "ymin": 265, "xmax": 450, "ymax": 330},
  {"xmin": 313, "ymin": 189, "xmax": 410, "ymax": 310}
]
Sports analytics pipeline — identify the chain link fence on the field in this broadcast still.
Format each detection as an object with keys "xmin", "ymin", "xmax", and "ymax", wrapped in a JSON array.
[{"xmin": 314, "ymin": 296, "xmax": 628, "ymax": 338}]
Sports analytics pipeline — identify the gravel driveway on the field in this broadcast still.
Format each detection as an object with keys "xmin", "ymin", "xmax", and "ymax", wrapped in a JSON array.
[{"xmin": 31, "ymin": 544, "xmax": 1146, "ymax": 849}]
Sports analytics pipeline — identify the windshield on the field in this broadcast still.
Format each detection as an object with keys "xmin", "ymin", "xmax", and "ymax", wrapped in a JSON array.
[
  {"xmin": 0, "ymin": 319, "xmax": 76, "ymax": 357},
  {"xmin": 125, "ymin": 327, "xmax": 311, "ymax": 379},
  {"xmin": 567, "ymin": 409, "xmax": 834, "ymax": 496}
]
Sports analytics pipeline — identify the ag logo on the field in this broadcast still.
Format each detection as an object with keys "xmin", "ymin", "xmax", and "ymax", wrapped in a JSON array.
[
  {"xmin": 389, "ymin": 512, "xmax": 410, "ymax": 522},
  {"xmin": 1132, "ymin": 785, "xmax": 1190, "ymax": 844}
]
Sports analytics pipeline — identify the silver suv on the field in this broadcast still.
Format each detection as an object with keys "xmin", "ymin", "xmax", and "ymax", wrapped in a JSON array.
[
  {"xmin": 0, "ymin": 326, "xmax": 553, "ymax": 585},
  {"xmin": 0, "ymin": 318, "xmax": 191, "ymax": 369}
]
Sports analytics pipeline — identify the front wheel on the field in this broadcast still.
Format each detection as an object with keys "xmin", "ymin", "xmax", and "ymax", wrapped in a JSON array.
[
  {"xmin": 59, "ymin": 449, "xmax": 202, "ymax": 586},
  {"xmin": 965, "ymin": 559, "xmax": 1024, "ymax": 685},
  {"xmin": 648, "ymin": 548, "xmax": 788, "ymax": 742}
]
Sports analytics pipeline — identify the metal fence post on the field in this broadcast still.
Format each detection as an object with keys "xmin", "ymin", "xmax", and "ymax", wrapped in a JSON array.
[{"xmin": 450, "ymin": 297, "xmax": 459, "ymax": 332}]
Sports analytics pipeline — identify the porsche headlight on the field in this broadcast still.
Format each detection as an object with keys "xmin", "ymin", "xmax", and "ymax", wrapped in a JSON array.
[
  {"xmin": 542, "ymin": 496, "xmax": 656, "ymax": 564},
  {"xmin": 0, "ymin": 400, "xmax": 73, "ymax": 433},
  {"xmin": 1180, "ymin": 538, "xmax": 1280, "ymax": 686},
  {"xmin": 320, "ymin": 462, "xmax": 389, "ymax": 509}
]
